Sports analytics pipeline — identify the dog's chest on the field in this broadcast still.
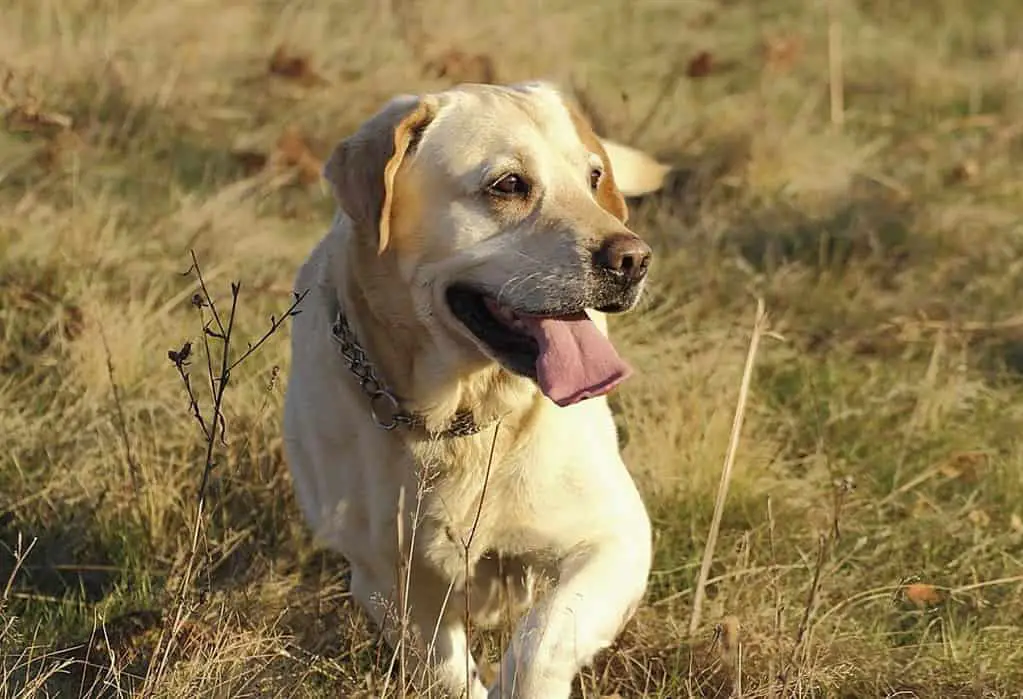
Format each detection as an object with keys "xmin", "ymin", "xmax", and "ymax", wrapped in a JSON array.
[{"xmin": 412, "ymin": 445, "xmax": 556, "ymax": 579}]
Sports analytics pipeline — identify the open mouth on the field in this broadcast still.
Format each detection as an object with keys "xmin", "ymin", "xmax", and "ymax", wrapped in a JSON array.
[
  {"xmin": 445, "ymin": 284, "xmax": 633, "ymax": 407},
  {"xmin": 446, "ymin": 285, "xmax": 540, "ymax": 378}
]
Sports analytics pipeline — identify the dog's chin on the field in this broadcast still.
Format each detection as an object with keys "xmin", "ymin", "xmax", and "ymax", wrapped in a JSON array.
[
  {"xmin": 595, "ymin": 282, "xmax": 645, "ymax": 314},
  {"xmin": 444, "ymin": 285, "xmax": 543, "ymax": 379},
  {"xmin": 595, "ymin": 299, "xmax": 634, "ymax": 314}
]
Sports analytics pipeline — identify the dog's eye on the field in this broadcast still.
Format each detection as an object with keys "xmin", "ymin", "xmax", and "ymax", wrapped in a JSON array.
[
  {"xmin": 589, "ymin": 168, "xmax": 603, "ymax": 190},
  {"xmin": 489, "ymin": 173, "xmax": 530, "ymax": 197}
]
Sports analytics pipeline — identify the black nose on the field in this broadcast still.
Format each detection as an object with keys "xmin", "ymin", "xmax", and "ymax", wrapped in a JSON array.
[{"xmin": 594, "ymin": 233, "xmax": 652, "ymax": 283}]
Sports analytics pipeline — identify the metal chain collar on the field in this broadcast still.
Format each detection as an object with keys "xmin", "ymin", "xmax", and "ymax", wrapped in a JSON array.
[{"xmin": 329, "ymin": 309, "xmax": 484, "ymax": 438}]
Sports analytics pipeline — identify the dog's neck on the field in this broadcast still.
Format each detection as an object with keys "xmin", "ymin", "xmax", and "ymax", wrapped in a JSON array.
[{"xmin": 329, "ymin": 224, "xmax": 541, "ymax": 436}]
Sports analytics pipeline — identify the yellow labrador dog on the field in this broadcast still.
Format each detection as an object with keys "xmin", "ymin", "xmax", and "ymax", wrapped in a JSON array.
[{"xmin": 283, "ymin": 81, "xmax": 668, "ymax": 698}]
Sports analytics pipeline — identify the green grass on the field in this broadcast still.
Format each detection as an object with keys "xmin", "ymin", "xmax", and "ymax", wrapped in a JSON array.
[{"xmin": 3, "ymin": 0, "xmax": 1023, "ymax": 696}]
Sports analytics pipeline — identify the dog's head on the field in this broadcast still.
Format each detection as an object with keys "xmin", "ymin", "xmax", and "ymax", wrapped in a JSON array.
[{"xmin": 324, "ymin": 82, "xmax": 665, "ymax": 407}]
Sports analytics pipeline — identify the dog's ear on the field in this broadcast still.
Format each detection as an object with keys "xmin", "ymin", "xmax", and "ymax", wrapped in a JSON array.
[
  {"xmin": 323, "ymin": 95, "xmax": 438, "ymax": 254},
  {"xmin": 560, "ymin": 98, "xmax": 629, "ymax": 224},
  {"xmin": 597, "ymin": 138, "xmax": 671, "ymax": 199}
]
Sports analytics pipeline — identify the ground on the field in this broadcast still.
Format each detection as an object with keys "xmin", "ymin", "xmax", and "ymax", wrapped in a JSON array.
[{"xmin": 2, "ymin": 0, "xmax": 1023, "ymax": 697}]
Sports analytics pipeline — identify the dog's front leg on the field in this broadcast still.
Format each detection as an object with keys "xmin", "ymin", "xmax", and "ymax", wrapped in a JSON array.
[
  {"xmin": 409, "ymin": 568, "xmax": 492, "ymax": 699},
  {"xmin": 487, "ymin": 531, "xmax": 652, "ymax": 699},
  {"xmin": 353, "ymin": 561, "xmax": 489, "ymax": 699}
]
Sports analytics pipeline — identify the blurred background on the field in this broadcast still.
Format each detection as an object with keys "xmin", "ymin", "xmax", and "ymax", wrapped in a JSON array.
[{"xmin": 2, "ymin": 1, "xmax": 1022, "ymax": 696}]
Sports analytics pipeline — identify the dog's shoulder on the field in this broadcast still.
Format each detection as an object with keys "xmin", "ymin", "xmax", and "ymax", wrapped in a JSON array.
[{"xmin": 293, "ymin": 213, "xmax": 347, "ymax": 297}]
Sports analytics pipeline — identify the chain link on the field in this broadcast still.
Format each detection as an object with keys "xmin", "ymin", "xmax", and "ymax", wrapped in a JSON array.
[{"xmin": 330, "ymin": 310, "xmax": 485, "ymax": 437}]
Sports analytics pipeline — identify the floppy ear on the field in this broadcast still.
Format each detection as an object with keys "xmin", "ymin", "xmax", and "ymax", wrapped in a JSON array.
[
  {"xmin": 323, "ymin": 95, "xmax": 438, "ymax": 254},
  {"xmin": 597, "ymin": 138, "xmax": 672, "ymax": 199},
  {"xmin": 561, "ymin": 98, "xmax": 630, "ymax": 224}
]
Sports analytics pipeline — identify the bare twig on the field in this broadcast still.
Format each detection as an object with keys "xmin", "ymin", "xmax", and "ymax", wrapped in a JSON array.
[
  {"xmin": 228, "ymin": 290, "xmax": 307, "ymax": 373},
  {"xmin": 464, "ymin": 421, "xmax": 502, "ymax": 692},
  {"xmin": 792, "ymin": 533, "xmax": 828, "ymax": 658},
  {"xmin": 779, "ymin": 533, "xmax": 828, "ymax": 693},
  {"xmin": 831, "ymin": 476, "xmax": 855, "ymax": 542},
  {"xmin": 183, "ymin": 250, "xmax": 226, "ymax": 337},
  {"xmin": 380, "ymin": 459, "xmax": 433, "ymax": 697},
  {"xmin": 146, "ymin": 261, "xmax": 241, "ymax": 694},
  {"xmin": 1, "ymin": 533, "xmax": 37, "ymax": 606},
  {"xmin": 168, "ymin": 341, "xmax": 211, "ymax": 441},
  {"xmin": 689, "ymin": 299, "xmax": 768, "ymax": 635},
  {"xmin": 395, "ymin": 485, "xmax": 409, "ymax": 694},
  {"xmin": 142, "ymin": 249, "xmax": 306, "ymax": 696},
  {"xmin": 827, "ymin": 0, "xmax": 844, "ymax": 129},
  {"xmin": 99, "ymin": 323, "xmax": 140, "ymax": 494},
  {"xmin": 767, "ymin": 498, "xmax": 783, "ymax": 699},
  {"xmin": 197, "ymin": 278, "xmax": 239, "ymax": 500}
]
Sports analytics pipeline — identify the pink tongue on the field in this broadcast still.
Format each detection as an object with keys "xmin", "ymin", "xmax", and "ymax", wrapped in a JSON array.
[{"xmin": 517, "ymin": 312, "xmax": 632, "ymax": 407}]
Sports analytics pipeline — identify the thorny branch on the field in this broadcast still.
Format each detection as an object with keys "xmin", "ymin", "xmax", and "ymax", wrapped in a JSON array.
[{"xmin": 145, "ymin": 249, "xmax": 305, "ymax": 696}]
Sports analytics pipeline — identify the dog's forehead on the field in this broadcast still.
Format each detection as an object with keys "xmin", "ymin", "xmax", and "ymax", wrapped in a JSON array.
[{"xmin": 420, "ymin": 83, "xmax": 593, "ymax": 169}]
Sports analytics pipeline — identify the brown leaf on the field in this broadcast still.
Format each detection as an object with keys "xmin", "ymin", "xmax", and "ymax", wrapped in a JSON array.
[
  {"xmin": 968, "ymin": 508, "xmax": 991, "ymax": 528},
  {"xmin": 1011, "ymin": 513, "xmax": 1023, "ymax": 533},
  {"xmin": 271, "ymin": 127, "xmax": 323, "ymax": 185},
  {"xmin": 268, "ymin": 45, "xmax": 327, "ymax": 87},
  {"xmin": 36, "ymin": 128, "xmax": 87, "ymax": 169},
  {"xmin": 2, "ymin": 67, "xmax": 74, "ymax": 140},
  {"xmin": 5, "ymin": 103, "xmax": 73, "ymax": 135},
  {"xmin": 763, "ymin": 34, "xmax": 804, "ymax": 72},
  {"xmin": 230, "ymin": 149, "xmax": 269, "ymax": 177},
  {"xmin": 715, "ymin": 615, "xmax": 741, "ymax": 670},
  {"xmin": 904, "ymin": 583, "xmax": 942, "ymax": 608},
  {"xmin": 945, "ymin": 158, "xmax": 980, "ymax": 185},
  {"xmin": 424, "ymin": 48, "xmax": 497, "ymax": 85},
  {"xmin": 938, "ymin": 450, "xmax": 988, "ymax": 482},
  {"xmin": 686, "ymin": 51, "xmax": 715, "ymax": 79}
]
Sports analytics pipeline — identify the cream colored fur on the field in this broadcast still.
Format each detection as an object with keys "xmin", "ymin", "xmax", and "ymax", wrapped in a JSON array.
[{"xmin": 283, "ymin": 81, "xmax": 667, "ymax": 699}]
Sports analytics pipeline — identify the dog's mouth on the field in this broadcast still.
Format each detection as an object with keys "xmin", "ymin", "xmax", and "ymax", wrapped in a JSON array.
[{"xmin": 445, "ymin": 285, "xmax": 632, "ymax": 407}]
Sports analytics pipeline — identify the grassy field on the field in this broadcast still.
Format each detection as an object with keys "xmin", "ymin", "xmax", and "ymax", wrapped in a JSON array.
[{"xmin": 3, "ymin": 0, "xmax": 1023, "ymax": 696}]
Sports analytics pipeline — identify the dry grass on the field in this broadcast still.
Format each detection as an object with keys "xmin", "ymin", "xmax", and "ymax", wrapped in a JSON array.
[{"xmin": 3, "ymin": 0, "xmax": 1023, "ymax": 697}]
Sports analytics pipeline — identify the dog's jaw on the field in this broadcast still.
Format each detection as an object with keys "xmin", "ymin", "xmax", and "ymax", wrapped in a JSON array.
[{"xmin": 443, "ymin": 283, "xmax": 635, "ymax": 407}]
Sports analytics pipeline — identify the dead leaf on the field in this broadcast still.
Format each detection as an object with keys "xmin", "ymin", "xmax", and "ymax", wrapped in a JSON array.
[
  {"xmin": 268, "ymin": 45, "xmax": 327, "ymax": 87},
  {"xmin": 424, "ymin": 48, "xmax": 497, "ymax": 84},
  {"xmin": 270, "ymin": 127, "xmax": 323, "ymax": 185},
  {"xmin": 230, "ymin": 149, "xmax": 269, "ymax": 177},
  {"xmin": 2, "ymin": 74, "xmax": 73, "ymax": 137},
  {"xmin": 904, "ymin": 582, "xmax": 942, "ymax": 608},
  {"xmin": 763, "ymin": 34, "xmax": 804, "ymax": 72},
  {"xmin": 714, "ymin": 615, "xmax": 741, "ymax": 670},
  {"xmin": 938, "ymin": 450, "xmax": 988, "ymax": 482},
  {"xmin": 229, "ymin": 127, "xmax": 324, "ymax": 185},
  {"xmin": 686, "ymin": 51, "xmax": 715, "ymax": 79},
  {"xmin": 968, "ymin": 509, "xmax": 991, "ymax": 528},
  {"xmin": 36, "ymin": 128, "xmax": 87, "ymax": 169},
  {"xmin": 1011, "ymin": 513, "xmax": 1023, "ymax": 533},
  {"xmin": 945, "ymin": 158, "xmax": 980, "ymax": 185},
  {"xmin": 5, "ymin": 103, "xmax": 73, "ymax": 135}
]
